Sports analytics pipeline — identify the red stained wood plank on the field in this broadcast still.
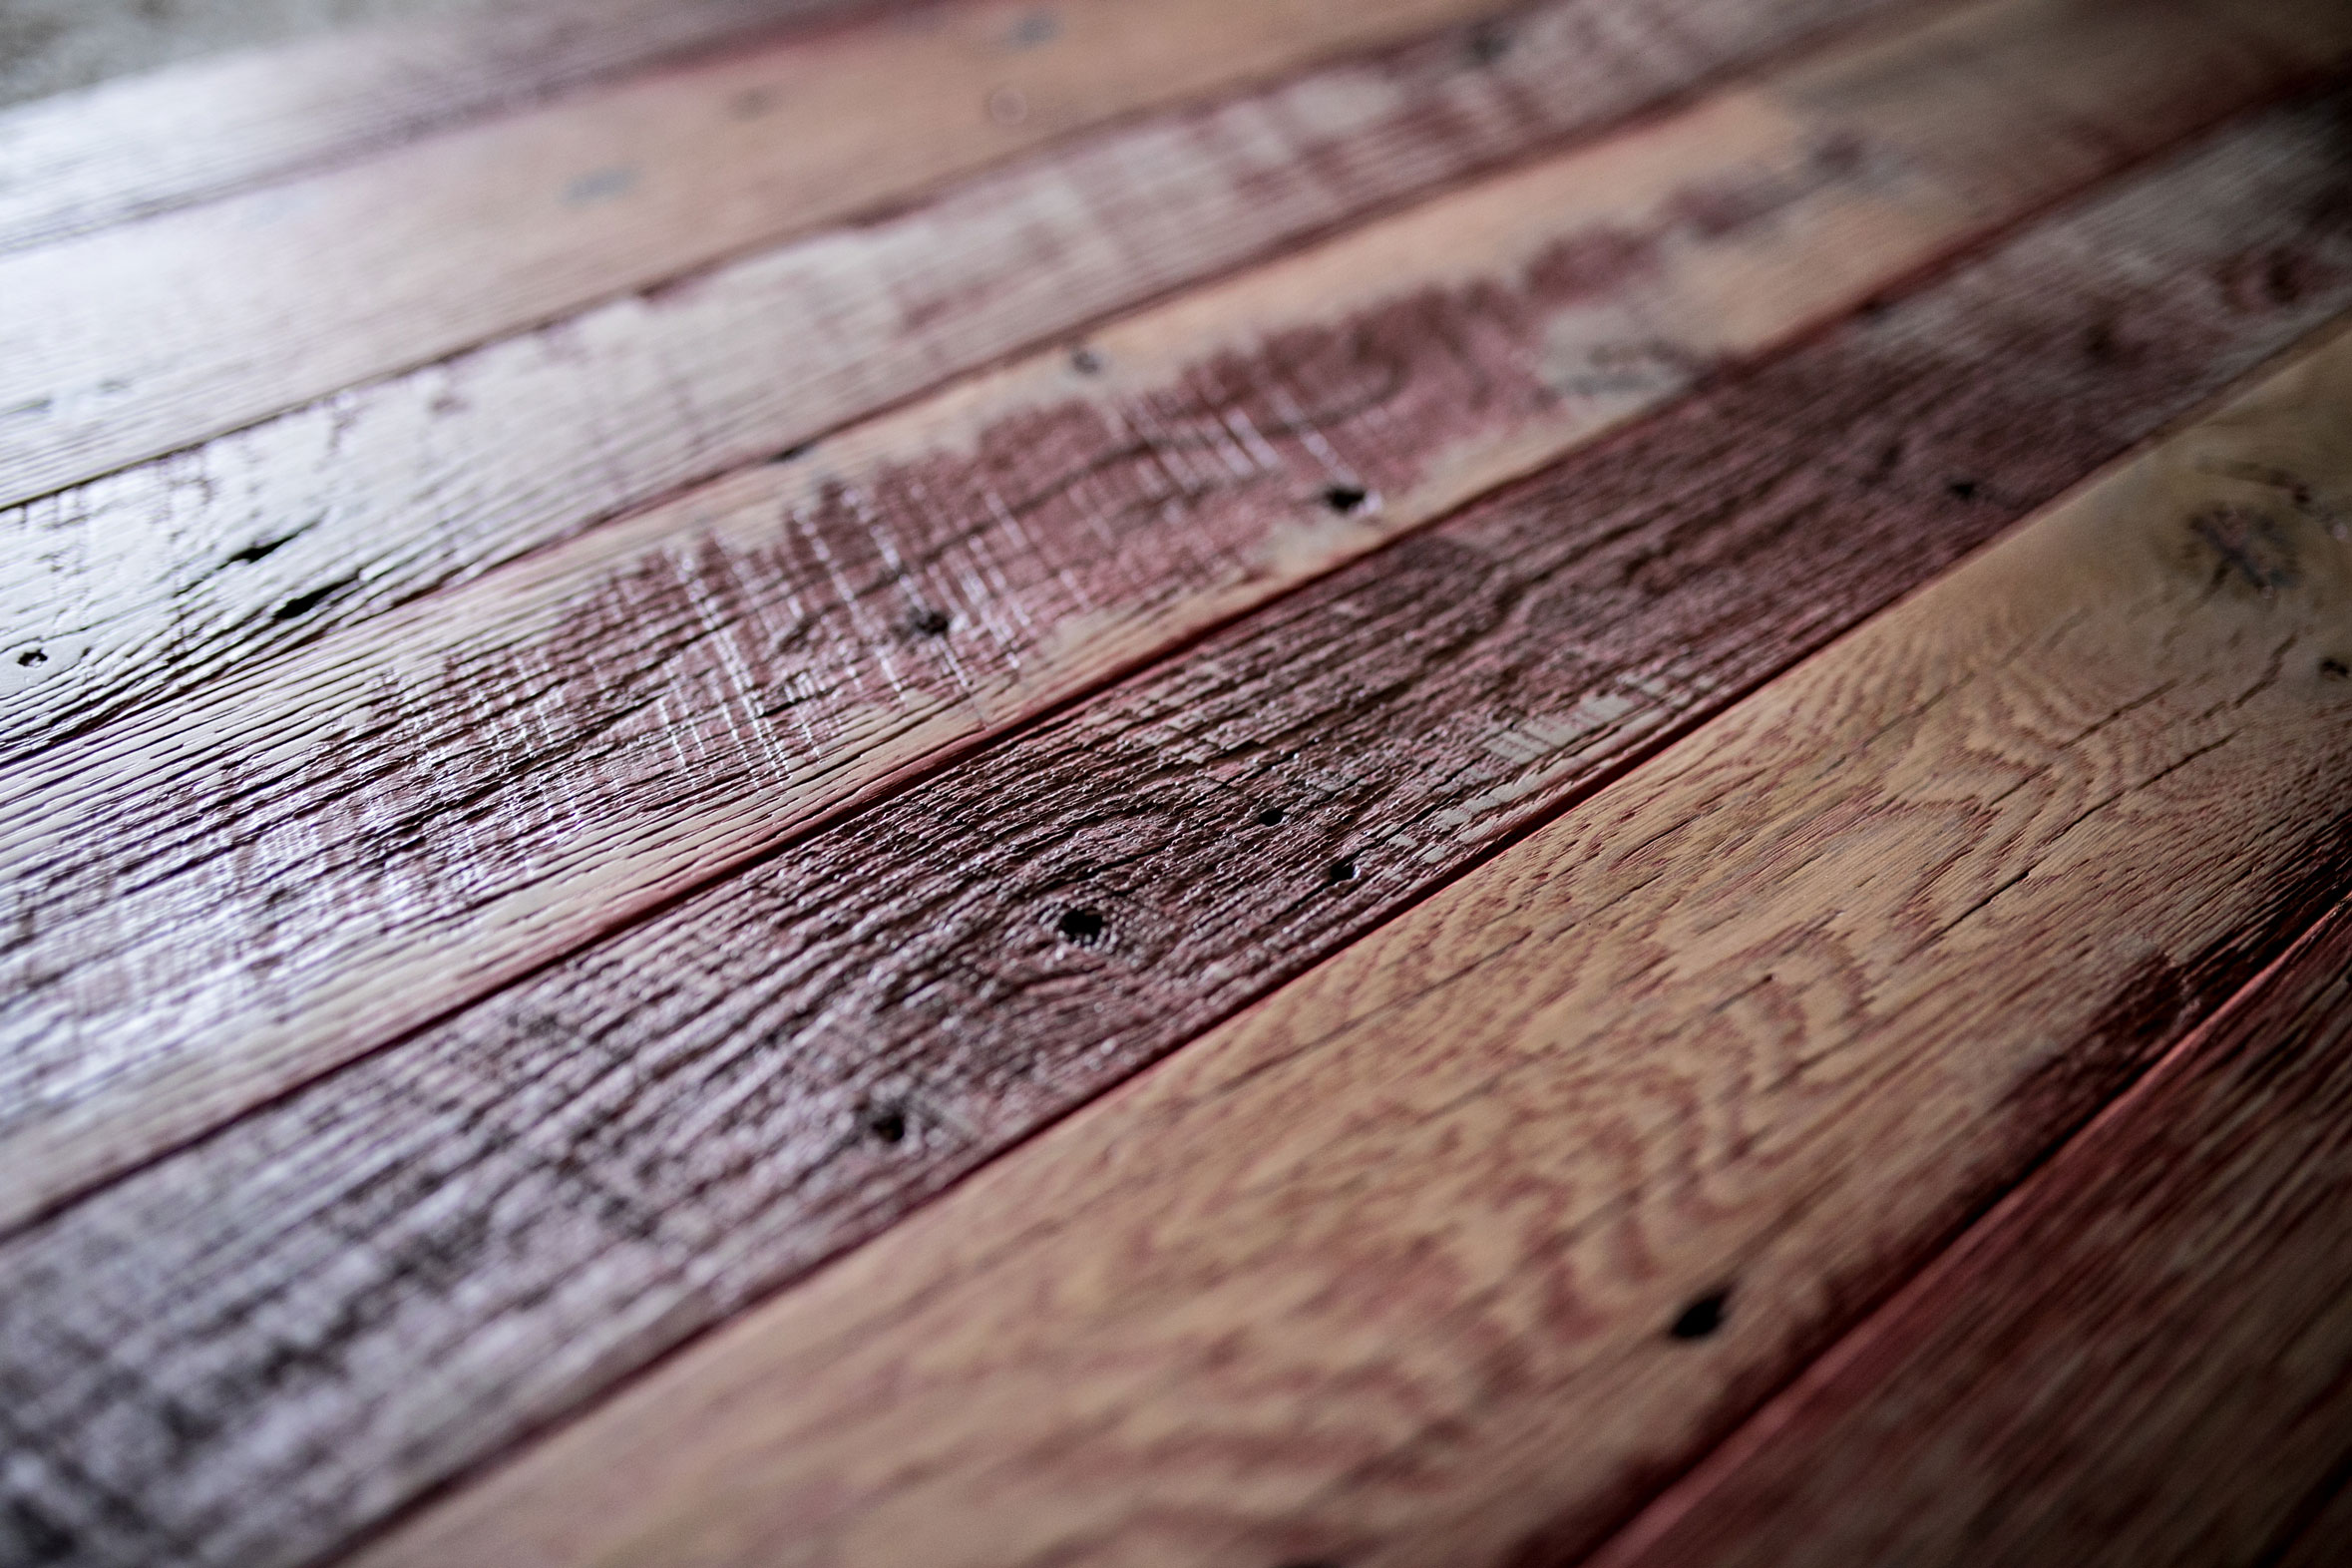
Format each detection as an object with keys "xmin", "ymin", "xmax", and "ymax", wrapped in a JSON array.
[
  {"xmin": 1, "ymin": 0, "xmax": 2321, "ymax": 1235},
  {"xmin": 0, "ymin": 0, "xmax": 870, "ymax": 253},
  {"xmin": 2, "ymin": 91, "xmax": 2346, "ymax": 1568},
  {"xmin": 1584, "ymin": 896, "xmax": 2352, "ymax": 1568},
  {"xmin": 0, "ymin": 0, "xmax": 1520, "ymax": 512},
  {"xmin": 0, "ymin": 0, "xmax": 1910, "ymax": 765},
  {"xmin": 351, "ymin": 315, "xmax": 2352, "ymax": 1568}
]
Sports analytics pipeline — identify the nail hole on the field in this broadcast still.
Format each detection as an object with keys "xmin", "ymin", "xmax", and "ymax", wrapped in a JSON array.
[
  {"xmin": 909, "ymin": 607, "xmax": 953, "ymax": 636},
  {"xmin": 16, "ymin": 648, "xmax": 44, "ymax": 667},
  {"xmin": 864, "ymin": 1104, "xmax": 908, "ymax": 1145},
  {"xmin": 1327, "ymin": 859, "xmax": 1357, "ymax": 886},
  {"xmin": 772, "ymin": 441, "xmax": 813, "ymax": 464},
  {"xmin": 1258, "ymin": 807, "xmax": 1286, "ymax": 827},
  {"xmin": 1057, "ymin": 907, "xmax": 1106, "ymax": 944},
  {"xmin": 1946, "ymin": 478, "xmax": 1980, "ymax": 502},
  {"xmin": 272, "ymin": 575, "xmax": 357, "ymax": 622},
  {"xmin": 1668, "ymin": 1289, "xmax": 1731, "ymax": 1341},
  {"xmin": 1070, "ymin": 346, "xmax": 1104, "ymax": 375},
  {"xmin": 1322, "ymin": 484, "xmax": 1371, "ymax": 516},
  {"xmin": 2323, "ymin": 657, "xmax": 2350, "ymax": 681}
]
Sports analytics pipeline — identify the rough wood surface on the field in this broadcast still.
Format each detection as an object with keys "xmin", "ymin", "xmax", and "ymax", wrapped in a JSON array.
[
  {"xmin": 0, "ymin": 0, "xmax": 1515, "ymax": 511},
  {"xmin": 0, "ymin": 0, "xmax": 871, "ymax": 251},
  {"xmin": 353, "ymin": 320, "xmax": 2352, "ymax": 1568},
  {"xmin": 2, "ymin": 0, "xmax": 2308, "ymax": 1235},
  {"xmin": 0, "ymin": 0, "xmax": 1909, "ymax": 763},
  {"xmin": 1583, "ymin": 899, "xmax": 2352, "ymax": 1568},
  {"xmin": 6, "ymin": 94, "xmax": 2350, "ymax": 1568}
]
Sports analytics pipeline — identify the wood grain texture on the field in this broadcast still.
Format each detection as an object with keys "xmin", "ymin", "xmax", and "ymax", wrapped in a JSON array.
[
  {"xmin": 352, "ymin": 320, "xmax": 2352, "ymax": 1568},
  {"xmin": 1583, "ymin": 898, "xmax": 2352, "ymax": 1568},
  {"xmin": 6, "ymin": 92, "xmax": 2350, "ymax": 1568},
  {"xmin": 0, "ymin": 0, "xmax": 1516, "ymax": 511},
  {"xmin": 0, "ymin": 0, "xmax": 872, "ymax": 251},
  {"xmin": 1, "ymin": 0, "xmax": 2307, "ymax": 1235},
  {"xmin": 0, "ymin": 0, "xmax": 1911, "ymax": 764}
]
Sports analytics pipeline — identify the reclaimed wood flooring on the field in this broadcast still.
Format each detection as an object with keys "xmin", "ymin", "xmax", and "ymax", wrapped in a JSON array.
[{"xmin": 4, "ymin": 0, "xmax": 2352, "ymax": 1564}]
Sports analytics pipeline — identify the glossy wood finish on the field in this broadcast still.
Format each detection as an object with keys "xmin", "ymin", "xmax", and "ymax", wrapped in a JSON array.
[
  {"xmin": 0, "ymin": 0, "xmax": 1516, "ymax": 511},
  {"xmin": 0, "ymin": 0, "xmax": 1908, "ymax": 762},
  {"xmin": 353, "ymin": 326, "xmax": 2352, "ymax": 1568},
  {"xmin": 0, "ymin": 0, "xmax": 868, "ymax": 250},
  {"xmin": 6, "ymin": 92, "xmax": 2349, "ymax": 1568},
  {"xmin": 1586, "ymin": 899, "xmax": 2352, "ymax": 1568}
]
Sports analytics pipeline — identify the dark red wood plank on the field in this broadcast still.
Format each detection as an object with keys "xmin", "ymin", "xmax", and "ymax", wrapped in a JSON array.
[
  {"xmin": 1584, "ymin": 896, "xmax": 2352, "ymax": 1568},
  {"xmin": 1, "ymin": 89, "xmax": 2347, "ymax": 1568}
]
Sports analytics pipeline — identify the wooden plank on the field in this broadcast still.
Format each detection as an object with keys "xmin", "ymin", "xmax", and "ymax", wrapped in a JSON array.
[
  {"xmin": 5, "ymin": 92, "xmax": 2350, "ymax": 1568},
  {"xmin": 0, "ymin": 0, "xmax": 871, "ymax": 250},
  {"xmin": 1582, "ymin": 899, "xmax": 2352, "ymax": 1568},
  {"xmin": 0, "ymin": 0, "xmax": 2314, "ymax": 1233},
  {"xmin": 0, "ymin": 0, "xmax": 1915, "ymax": 764},
  {"xmin": 349, "ymin": 319, "xmax": 2352, "ymax": 1568},
  {"xmin": 0, "ymin": 0, "xmax": 1519, "ymax": 512}
]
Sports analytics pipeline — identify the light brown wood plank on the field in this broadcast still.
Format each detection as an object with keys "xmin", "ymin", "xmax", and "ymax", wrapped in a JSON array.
[
  {"xmin": 0, "ymin": 0, "xmax": 870, "ymax": 251},
  {"xmin": 357, "ymin": 324, "xmax": 2352, "ymax": 1568},
  {"xmin": 5, "ymin": 91, "xmax": 2347, "ymax": 1568},
  {"xmin": 0, "ymin": 0, "xmax": 2302, "ymax": 1235},
  {"xmin": 0, "ymin": 0, "xmax": 1517, "ymax": 511},
  {"xmin": 1584, "ymin": 899, "xmax": 2352, "ymax": 1567},
  {"xmin": 0, "ymin": 0, "xmax": 1912, "ymax": 764}
]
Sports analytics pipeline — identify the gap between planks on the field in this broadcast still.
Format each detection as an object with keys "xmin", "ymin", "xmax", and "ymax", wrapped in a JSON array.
[
  {"xmin": 2, "ymin": 0, "xmax": 2335, "ymax": 1238},
  {"xmin": 0, "ymin": 0, "xmax": 1521, "ymax": 510},
  {"xmin": 349, "ymin": 318, "xmax": 2352, "ymax": 1568},
  {"xmin": 3, "ymin": 86, "xmax": 2351, "ymax": 1568},
  {"xmin": 1583, "ymin": 894, "xmax": 2352, "ymax": 1567}
]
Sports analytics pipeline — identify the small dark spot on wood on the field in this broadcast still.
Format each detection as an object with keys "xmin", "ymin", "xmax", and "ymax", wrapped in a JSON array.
[
  {"xmin": 563, "ymin": 166, "xmax": 637, "ymax": 205},
  {"xmin": 229, "ymin": 534, "xmax": 292, "ymax": 566},
  {"xmin": 729, "ymin": 85, "xmax": 777, "ymax": 119},
  {"xmin": 272, "ymin": 575, "xmax": 359, "ymax": 622},
  {"xmin": 2322, "ymin": 657, "xmax": 2349, "ymax": 681},
  {"xmin": 1328, "ymin": 858, "xmax": 1358, "ymax": 886},
  {"xmin": 1008, "ymin": 9, "xmax": 1058, "ymax": 47},
  {"xmin": 1857, "ymin": 296, "xmax": 1892, "ymax": 321},
  {"xmin": 1057, "ymin": 907, "xmax": 1106, "ymax": 944},
  {"xmin": 1069, "ymin": 346, "xmax": 1104, "ymax": 375},
  {"xmin": 1668, "ymin": 1289, "xmax": 1730, "ymax": 1341},
  {"xmin": 2192, "ymin": 506, "xmax": 2299, "ymax": 593},
  {"xmin": 864, "ymin": 1103, "xmax": 908, "ymax": 1145},
  {"xmin": 1465, "ymin": 22, "xmax": 1511, "ymax": 64},
  {"xmin": 772, "ymin": 441, "xmax": 813, "ymax": 464},
  {"xmin": 2083, "ymin": 319, "xmax": 2125, "ymax": 364},
  {"xmin": 909, "ymin": 607, "xmax": 954, "ymax": 637},
  {"xmin": 1946, "ymin": 478, "xmax": 1980, "ymax": 501},
  {"xmin": 1258, "ymin": 807, "xmax": 1286, "ymax": 827},
  {"xmin": 1323, "ymin": 484, "xmax": 1370, "ymax": 516},
  {"xmin": 16, "ymin": 647, "xmax": 44, "ymax": 666}
]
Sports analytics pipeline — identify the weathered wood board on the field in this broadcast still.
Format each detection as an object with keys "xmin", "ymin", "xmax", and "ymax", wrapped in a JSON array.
[
  {"xmin": 0, "ymin": 0, "xmax": 869, "ymax": 250},
  {"xmin": 2, "ymin": 0, "xmax": 2325, "ymax": 1237},
  {"xmin": 0, "ymin": 0, "xmax": 1909, "ymax": 760},
  {"xmin": 351, "ymin": 324, "xmax": 2352, "ymax": 1568},
  {"xmin": 0, "ymin": 0, "xmax": 1516, "ymax": 509},
  {"xmin": 1585, "ymin": 899, "xmax": 2352, "ymax": 1568},
  {"xmin": 5, "ymin": 89, "xmax": 2350, "ymax": 1568}
]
